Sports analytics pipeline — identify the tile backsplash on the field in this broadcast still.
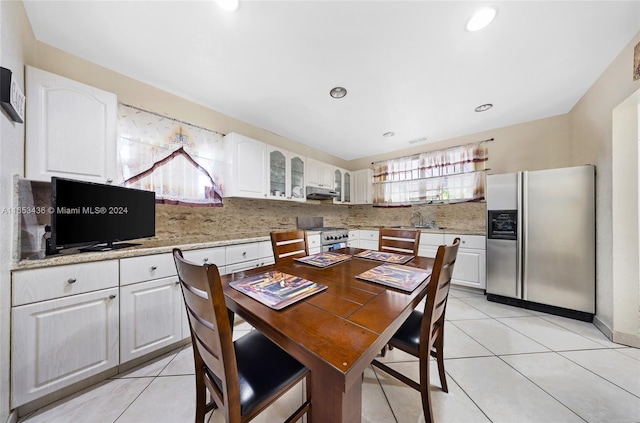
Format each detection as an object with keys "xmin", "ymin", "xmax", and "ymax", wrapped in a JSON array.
[{"xmin": 20, "ymin": 179, "xmax": 485, "ymax": 258}]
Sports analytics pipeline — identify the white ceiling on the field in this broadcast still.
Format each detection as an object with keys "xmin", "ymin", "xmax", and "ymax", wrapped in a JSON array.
[{"xmin": 23, "ymin": 1, "xmax": 640, "ymax": 161}]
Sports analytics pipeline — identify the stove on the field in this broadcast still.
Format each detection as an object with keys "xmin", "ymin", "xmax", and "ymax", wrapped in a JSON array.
[{"xmin": 297, "ymin": 217, "xmax": 349, "ymax": 251}]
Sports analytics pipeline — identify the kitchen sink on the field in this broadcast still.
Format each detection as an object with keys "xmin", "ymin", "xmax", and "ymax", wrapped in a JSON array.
[{"xmin": 388, "ymin": 225, "xmax": 446, "ymax": 230}]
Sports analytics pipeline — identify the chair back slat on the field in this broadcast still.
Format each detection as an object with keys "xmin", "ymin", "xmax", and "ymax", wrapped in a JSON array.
[
  {"xmin": 271, "ymin": 230, "xmax": 309, "ymax": 262},
  {"xmin": 173, "ymin": 249, "xmax": 240, "ymax": 417},
  {"xmin": 379, "ymin": 228, "xmax": 421, "ymax": 255},
  {"xmin": 421, "ymin": 237, "xmax": 460, "ymax": 352}
]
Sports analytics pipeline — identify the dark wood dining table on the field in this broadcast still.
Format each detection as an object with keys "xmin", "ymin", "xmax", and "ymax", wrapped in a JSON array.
[{"xmin": 221, "ymin": 247, "xmax": 435, "ymax": 423}]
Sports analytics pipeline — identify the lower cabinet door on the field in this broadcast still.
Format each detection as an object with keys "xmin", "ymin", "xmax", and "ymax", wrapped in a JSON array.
[
  {"xmin": 120, "ymin": 277, "xmax": 183, "ymax": 363},
  {"xmin": 11, "ymin": 288, "xmax": 119, "ymax": 407},
  {"xmin": 451, "ymin": 248, "xmax": 487, "ymax": 289}
]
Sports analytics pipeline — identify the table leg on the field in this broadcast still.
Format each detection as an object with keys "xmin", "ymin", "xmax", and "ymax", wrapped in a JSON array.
[{"xmin": 309, "ymin": 371, "xmax": 362, "ymax": 423}]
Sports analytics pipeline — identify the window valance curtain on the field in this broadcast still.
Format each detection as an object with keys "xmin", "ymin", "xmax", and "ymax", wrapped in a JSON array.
[
  {"xmin": 116, "ymin": 104, "xmax": 225, "ymax": 207},
  {"xmin": 372, "ymin": 141, "xmax": 489, "ymax": 207}
]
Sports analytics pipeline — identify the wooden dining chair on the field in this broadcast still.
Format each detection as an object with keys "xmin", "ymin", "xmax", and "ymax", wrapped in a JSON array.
[
  {"xmin": 270, "ymin": 230, "xmax": 309, "ymax": 262},
  {"xmin": 172, "ymin": 248, "xmax": 311, "ymax": 423},
  {"xmin": 378, "ymin": 228, "xmax": 421, "ymax": 255},
  {"xmin": 372, "ymin": 237, "xmax": 460, "ymax": 423}
]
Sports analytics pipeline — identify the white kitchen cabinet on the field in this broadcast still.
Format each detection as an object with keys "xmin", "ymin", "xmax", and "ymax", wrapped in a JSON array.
[
  {"xmin": 418, "ymin": 232, "xmax": 445, "ymax": 259},
  {"xmin": 182, "ymin": 246, "xmax": 226, "ymax": 273},
  {"xmin": 25, "ymin": 66, "xmax": 117, "ymax": 184},
  {"xmin": 308, "ymin": 233, "xmax": 321, "ymax": 254},
  {"xmin": 267, "ymin": 146, "xmax": 306, "ymax": 201},
  {"xmin": 222, "ymin": 133, "xmax": 267, "ymax": 199},
  {"xmin": 347, "ymin": 230, "xmax": 359, "ymax": 248},
  {"xmin": 306, "ymin": 158, "xmax": 334, "ymax": 188},
  {"xmin": 359, "ymin": 229, "xmax": 379, "ymax": 250},
  {"xmin": 119, "ymin": 253, "xmax": 185, "ymax": 363},
  {"xmin": 11, "ymin": 261, "xmax": 119, "ymax": 407},
  {"xmin": 353, "ymin": 169, "xmax": 373, "ymax": 204},
  {"xmin": 333, "ymin": 168, "xmax": 352, "ymax": 204},
  {"xmin": 225, "ymin": 241, "xmax": 274, "ymax": 274},
  {"xmin": 119, "ymin": 276, "xmax": 183, "ymax": 363},
  {"xmin": 445, "ymin": 234, "xmax": 486, "ymax": 290}
]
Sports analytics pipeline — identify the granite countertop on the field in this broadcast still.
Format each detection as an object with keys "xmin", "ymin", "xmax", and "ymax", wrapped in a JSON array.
[
  {"xmin": 14, "ymin": 226, "xmax": 484, "ymax": 270},
  {"xmin": 15, "ymin": 231, "xmax": 273, "ymax": 270},
  {"xmin": 353, "ymin": 226, "xmax": 485, "ymax": 236}
]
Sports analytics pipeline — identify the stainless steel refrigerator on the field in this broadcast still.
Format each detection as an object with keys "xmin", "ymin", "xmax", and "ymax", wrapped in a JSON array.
[{"xmin": 485, "ymin": 165, "xmax": 595, "ymax": 321}]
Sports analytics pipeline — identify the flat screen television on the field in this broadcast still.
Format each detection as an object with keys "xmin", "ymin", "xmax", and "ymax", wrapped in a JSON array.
[{"xmin": 49, "ymin": 177, "xmax": 156, "ymax": 254}]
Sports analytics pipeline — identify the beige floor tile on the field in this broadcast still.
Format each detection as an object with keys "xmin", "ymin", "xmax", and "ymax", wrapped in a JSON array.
[
  {"xmin": 116, "ymin": 350, "xmax": 178, "ymax": 379},
  {"xmin": 538, "ymin": 314, "xmax": 622, "ymax": 348},
  {"xmin": 446, "ymin": 356, "xmax": 584, "ymax": 423},
  {"xmin": 362, "ymin": 366, "xmax": 396, "ymax": 423},
  {"xmin": 459, "ymin": 296, "xmax": 536, "ymax": 318},
  {"xmin": 559, "ymin": 349, "xmax": 640, "ymax": 397},
  {"xmin": 375, "ymin": 360, "xmax": 489, "ymax": 423},
  {"xmin": 115, "ymin": 375, "xmax": 195, "ymax": 423},
  {"xmin": 453, "ymin": 318, "xmax": 549, "ymax": 355},
  {"xmin": 19, "ymin": 377, "xmax": 153, "ymax": 423},
  {"xmin": 498, "ymin": 316, "xmax": 609, "ymax": 351},
  {"xmin": 502, "ymin": 352, "xmax": 640, "ymax": 423},
  {"xmin": 160, "ymin": 345, "xmax": 195, "ymax": 376},
  {"xmin": 444, "ymin": 298, "xmax": 491, "ymax": 321}
]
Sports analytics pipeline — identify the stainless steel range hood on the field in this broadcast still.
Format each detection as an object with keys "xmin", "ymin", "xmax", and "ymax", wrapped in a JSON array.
[{"xmin": 306, "ymin": 186, "xmax": 339, "ymax": 200}]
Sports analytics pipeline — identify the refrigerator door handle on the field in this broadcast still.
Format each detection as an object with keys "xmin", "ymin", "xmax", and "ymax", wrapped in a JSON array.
[{"xmin": 519, "ymin": 171, "xmax": 527, "ymax": 300}]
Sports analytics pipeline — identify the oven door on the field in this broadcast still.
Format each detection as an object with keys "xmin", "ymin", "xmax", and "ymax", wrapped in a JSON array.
[{"xmin": 321, "ymin": 242, "xmax": 347, "ymax": 252}]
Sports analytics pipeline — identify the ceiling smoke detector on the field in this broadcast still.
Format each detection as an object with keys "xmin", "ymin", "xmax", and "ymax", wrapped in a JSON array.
[
  {"xmin": 329, "ymin": 87, "xmax": 347, "ymax": 99},
  {"xmin": 475, "ymin": 103, "xmax": 493, "ymax": 112}
]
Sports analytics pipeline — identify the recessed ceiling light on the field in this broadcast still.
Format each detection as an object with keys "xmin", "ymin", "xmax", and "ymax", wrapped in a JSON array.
[
  {"xmin": 329, "ymin": 87, "xmax": 347, "ymax": 99},
  {"xmin": 475, "ymin": 103, "xmax": 493, "ymax": 112},
  {"xmin": 466, "ymin": 8, "xmax": 497, "ymax": 32},
  {"xmin": 216, "ymin": 0, "xmax": 239, "ymax": 12},
  {"xmin": 383, "ymin": 132, "xmax": 395, "ymax": 138}
]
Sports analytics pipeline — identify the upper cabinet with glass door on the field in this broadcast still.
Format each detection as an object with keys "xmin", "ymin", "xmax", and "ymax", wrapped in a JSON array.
[
  {"xmin": 333, "ymin": 168, "xmax": 352, "ymax": 204},
  {"xmin": 267, "ymin": 146, "xmax": 305, "ymax": 202}
]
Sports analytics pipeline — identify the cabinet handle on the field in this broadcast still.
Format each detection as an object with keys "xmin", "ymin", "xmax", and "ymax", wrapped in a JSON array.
[
  {"xmin": 108, "ymin": 294, "xmax": 116, "ymax": 300},
  {"xmin": 203, "ymin": 258, "xmax": 209, "ymax": 262},
  {"xmin": 67, "ymin": 278, "xmax": 77, "ymax": 284},
  {"xmin": 106, "ymin": 178, "xmax": 113, "ymax": 184},
  {"xmin": 242, "ymin": 252, "xmax": 247, "ymax": 257},
  {"xmin": 150, "ymin": 266, "xmax": 157, "ymax": 271},
  {"xmin": 175, "ymin": 281, "xmax": 180, "ymax": 286}
]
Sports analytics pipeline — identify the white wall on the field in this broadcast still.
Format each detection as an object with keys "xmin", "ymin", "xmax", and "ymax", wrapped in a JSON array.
[
  {"xmin": 611, "ymin": 92, "xmax": 640, "ymax": 347},
  {"xmin": 0, "ymin": 2, "xmax": 35, "ymax": 421}
]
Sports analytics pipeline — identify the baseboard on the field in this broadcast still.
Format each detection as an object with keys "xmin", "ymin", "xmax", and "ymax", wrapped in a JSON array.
[
  {"xmin": 592, "ymin": 315, "xmax": 613, "ymax": 340},
  {"xmin": 5, "ymin": 410, "xmax": 17, "ymax": 423},
  {"xmin": 612, "ymin": 331, "xmax": 640, "ymax": 348}
]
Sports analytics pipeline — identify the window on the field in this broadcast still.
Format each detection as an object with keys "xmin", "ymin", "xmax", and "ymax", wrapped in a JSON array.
[{"xmin": 372, "ymin": 141, "xmax": 488, "ymax": 207}]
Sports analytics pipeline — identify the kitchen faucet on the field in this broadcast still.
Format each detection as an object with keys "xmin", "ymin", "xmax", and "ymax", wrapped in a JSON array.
[{"xmin": 409, "ymin": 210, "xmax": 423, "ymax": 227}]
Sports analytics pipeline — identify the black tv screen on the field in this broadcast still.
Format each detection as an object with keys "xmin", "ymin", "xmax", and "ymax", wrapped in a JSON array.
[{"xmin": 50, "ymin": 177, "xmax": 155, "ymax": 253}]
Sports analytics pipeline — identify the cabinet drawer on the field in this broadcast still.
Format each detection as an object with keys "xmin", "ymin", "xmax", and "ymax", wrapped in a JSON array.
[
  {"xmin": 182, "ymin": 247, "xmax": 225, "ymax": 267},
  {"xmin": 12, "ymin": 260, "xmax": 119, "ymax": 306},
  {"xmin": 307, "ymin": 234, "xmax": 321, "ymax": 251},
  {"xmin": 120, "ymin": 253, "xmax": 176, "ymax": 286},
  {"xmin": 258, "ymin": 241, "xmax": 273, "ymax": 259},
  {"xmin": 348, "ymin": 230, "xmax": 358, "ymax": 241},
  {"xmin": 226, "ymin": 243, "xmax": 260, "ymax": 265},
  {"xmin": 445, "ymin": 234, "xmax": 485, "ymax": 250},
  {"xmin": 226, "ymin": 258, "xmax": 264, "ymax": 274},
  {"xmin": 359, "ymin": 230, "xmax": 379, "ymax": 240},
  {"xmin": 420, "ymin": 233, "xmax": 445, "ymax": 247}
]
